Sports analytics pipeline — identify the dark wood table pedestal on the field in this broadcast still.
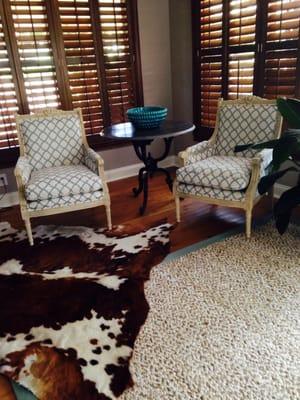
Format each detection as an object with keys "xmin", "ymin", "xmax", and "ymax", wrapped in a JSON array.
[
  {"xmin": 101, "ymin": 120, "xmax": 195, "ymax": 215},
  {"xmin": 132, "ymin": 138, "xmax": 173, "ymax": 215}
]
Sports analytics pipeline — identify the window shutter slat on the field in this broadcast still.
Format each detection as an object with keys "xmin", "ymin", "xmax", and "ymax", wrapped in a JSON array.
[
  {"xmin": 0, "ymin": 13, "xmax": 19, "ymax": 149},
  {"xmin": 99, "ymin": 0, "xmax": 136, "ymax": 123},
  {"xmin": 228, "ymin": 52, "xmax": 255, "ymax": 98},
  {"xmin": 227, "ymin": 1, "xmax": 256, "ymax": 99},
  {"xmin": 199, "ymin": 1, "xmax": 223, "ymax": 128},
  {"xmin": 263, "ymin": 0, "xmax": 300, "ymax": 98},
  {"xmin": 264, "ymin": 48, "xmax": 299, "ymax": 98},
  {"xmin": 57, "ymin": 0, "xmax": 104, "ymax": 136},
  {"xmin": 200, "ymin": 0, "xmax": 223, "ymax": 48},
  {"xmin": 200, "ymin": 56, "xmax": 222, "ymax": 127},
  {"xmin": 267, "ymin": 0, "xmax": 300, "ymax": 43},
  {"xmin": 229, "ymin": 0, "xmax": 257, "ymax": 45},
  {"xmin": 10, "ymin": 0, "xmax": 60, "ymax": 112}
]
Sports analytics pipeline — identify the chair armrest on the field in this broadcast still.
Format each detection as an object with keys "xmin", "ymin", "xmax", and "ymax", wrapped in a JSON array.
[
  {"xmin": 83, "ymin": 146, "xmax": 104, "ymax": 175},
  {"xmin": 179, "ymin": 140, "xmax": 215, "ymax": 165},
  {"xmin": 14, "ymin": 157, "xmax": 32, "ymax": 187},
  {"xmin": 245, "ymin": 156, "xmax": 262, "ymax": 201},
  {"xmin": 246, "ymin": 150, "xmax": 272, "ymax": 201}
]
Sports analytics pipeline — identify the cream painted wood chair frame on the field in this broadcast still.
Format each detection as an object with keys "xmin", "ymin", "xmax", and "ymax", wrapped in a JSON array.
[
  {"xmin": 14, "ymin": 108, "xmax": 112, "ymax": 246},
  {"xmin": 173, "ymin": 96, "xmax": 283, "ymax": 238}
]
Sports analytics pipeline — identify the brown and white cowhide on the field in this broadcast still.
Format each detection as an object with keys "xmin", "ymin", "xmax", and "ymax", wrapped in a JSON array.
[{"xmin": 0, "ymin": 221, "xmax": 172, "ymax": 400}]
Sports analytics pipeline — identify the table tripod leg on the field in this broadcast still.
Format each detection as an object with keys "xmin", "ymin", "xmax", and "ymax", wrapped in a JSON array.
[
  {"xmin": 133, "ymin": 167, "xmax": 146, "ymax": 197},
  {"xmin": 139, "ymin": 171, "xmax": 149, "ymax": 215}
]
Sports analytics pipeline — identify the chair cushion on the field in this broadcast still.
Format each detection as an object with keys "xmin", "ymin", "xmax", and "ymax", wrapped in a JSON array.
[
  {"xmin": 177, "ymin": 183, "xmax": 246, "ymax": 202},
  {"xmin": 27, "ymin": 191, "xmax": 104, "ymax": 211},
  {"xmin": 25, "ymin": 165, "xmax": 102, "ymax": 202},
  {"xmin": 176, "ymin": 156, "xmax": 252, "ymax": 191}
]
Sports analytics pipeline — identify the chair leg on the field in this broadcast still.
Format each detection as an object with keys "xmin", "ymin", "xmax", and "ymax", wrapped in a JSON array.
[
  {"xmin": 105, "ymin": 204, "xmax": 112, "ymax": 230},
  {"xmin": 175, "ymin": 194, "xmax": 181, "ymax": 223},
  {"xmin": 24, "ymin": 218, "xmax": 34, "ymax": 246},
  {"xmin": 245, "ymin": 208, "xmax": 252, "ymax": 239}
]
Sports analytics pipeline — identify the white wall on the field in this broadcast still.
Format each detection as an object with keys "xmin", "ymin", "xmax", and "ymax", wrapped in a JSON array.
[
  {"xmin": 138, "ymin": 0, "xmax": 173, "ymax": 113},
  {"xmin": 169, "ymin": 0, "xmax": 195, "ymax": 153},
  {"xmin": 136, "ymin": 0, "xmax": 174, "ymax": 158}
]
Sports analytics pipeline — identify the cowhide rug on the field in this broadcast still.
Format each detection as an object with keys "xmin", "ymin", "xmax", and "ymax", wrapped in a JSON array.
[{"xmin": 0, "ymin": 220, "xmax": 172, "ymax": 400}]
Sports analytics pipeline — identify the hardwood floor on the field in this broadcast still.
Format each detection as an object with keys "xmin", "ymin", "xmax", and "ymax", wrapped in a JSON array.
[{"xmin": 0, "ymin": 168, "xmax": 278, "ymax": 252}]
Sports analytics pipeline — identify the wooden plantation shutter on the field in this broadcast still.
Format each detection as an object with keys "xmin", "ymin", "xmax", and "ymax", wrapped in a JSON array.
[
  {"xmin": 228, "ymin": 52, "xmax": 255, "ymax": 98},
  {"xmin": 0, "ymin": 0, "xmax": 143, "ymax": 165},
  {"xmin": 0, "ymin": 11, "xmax": 19, "ymax": 150},
  {"xmin": 196, "ymin": 0, "xmax": 223, "ymax": 130},
  {"xmin": 262, "ymin": 0, "xmax": 300, "ymax": 98},
  {"xmin": 229, "ymin": 0, "xmax": 257, "ymax": 45},
  {"xmin": 193, "ymin": 0, "xmax": 300, "ymax": 140},
  {"xmin": 195, "ymin": 0, "xmax": 257, "ymax": 131},
  {"xmin": 57, "ymin": 0, "xmax": 105, "ymax": 137},
  {"xmin": 10, "ymin": 0, "xmax": 61, "ymax": 112},
  {"xmin": 228, "ymin": 0, "xmax": 257, "ymax": 99},
  {"xmin": 98, "ymin": 0, "xmax": 138, "ymax": 123}
]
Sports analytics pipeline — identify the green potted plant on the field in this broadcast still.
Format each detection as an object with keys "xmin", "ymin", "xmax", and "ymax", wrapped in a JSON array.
[{"xmin": 235, "ymin": 98, "xmax": 300, "ymax": 234}]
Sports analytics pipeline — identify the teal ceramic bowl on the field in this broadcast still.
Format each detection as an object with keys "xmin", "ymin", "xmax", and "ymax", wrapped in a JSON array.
[{"xmin": 127, "ymin": 106, "xmax": 168, "ymax": 129}]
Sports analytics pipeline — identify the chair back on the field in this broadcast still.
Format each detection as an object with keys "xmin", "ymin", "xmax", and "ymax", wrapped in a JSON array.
[
  {"xmin": 16, "ymin": 109, "xmax": 86, "ymax": 170},
  {"xmin": 213, "ymin": 96, "xmax": 282, "ymax": 158}
]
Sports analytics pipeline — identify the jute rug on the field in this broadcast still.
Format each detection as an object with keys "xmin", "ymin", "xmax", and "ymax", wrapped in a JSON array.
[
  {"xmin": 121, "ymin": 223, "xmax": 300, "ymax": 400},
  {"xmin": 0, "ymin": 221, "xmax": 172, "ymax": 400}
]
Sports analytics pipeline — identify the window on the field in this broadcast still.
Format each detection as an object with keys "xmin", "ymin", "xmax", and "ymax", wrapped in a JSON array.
[
  {"xmin": 0, "ymin": 0, "xmax": 142, "ymax": 164},
  {"xmin": 193, "ymin": 0, "xmax": 300, "ymax": 139}
]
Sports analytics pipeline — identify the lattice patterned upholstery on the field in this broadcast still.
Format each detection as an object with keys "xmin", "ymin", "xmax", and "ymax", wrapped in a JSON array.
[
  {"xmin": 25, "ymin": 165, "xmax": 102, "ymax": 202},
  {"xmin": 177, "ymin": 156, "xmax": 252, "ymax": 191},
  {"xmin": 19, "ymin": 115, "xmax": 85, "ymax": 170},
  {"xmin": 27, "ymin": 191, "xmax": 104, "ymax": 211},
  {"xmin": 177, "ymin": 183, "xmax": 246, "ymax": 201},
  {"xmin": 215, "ymin": 104, "xmax": 278, "ymax": 157}
]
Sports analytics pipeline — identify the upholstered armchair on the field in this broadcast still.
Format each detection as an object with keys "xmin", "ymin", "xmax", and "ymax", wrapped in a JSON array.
[
  {"xmin": 14, "ymin": 108, "xmax": 112, "ymax": 245},
  {"xmin": 174, "ymin": 96, "xmax": 283, "ymax": 238}
]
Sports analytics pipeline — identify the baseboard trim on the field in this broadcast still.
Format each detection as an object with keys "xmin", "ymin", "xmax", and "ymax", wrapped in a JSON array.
[
  {"xmin": 0, "ymin": 156, "xmax": 178, "ymax": 208},
  {"xmin": 0, "ymin": 191, "xmax": 19, "ymax": 208}
]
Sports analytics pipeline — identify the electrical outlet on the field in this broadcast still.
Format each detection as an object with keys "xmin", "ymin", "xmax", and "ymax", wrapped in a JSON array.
[{"xmin": 0, "ymin": 173, "xmax": 8, "ymax": 187}]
